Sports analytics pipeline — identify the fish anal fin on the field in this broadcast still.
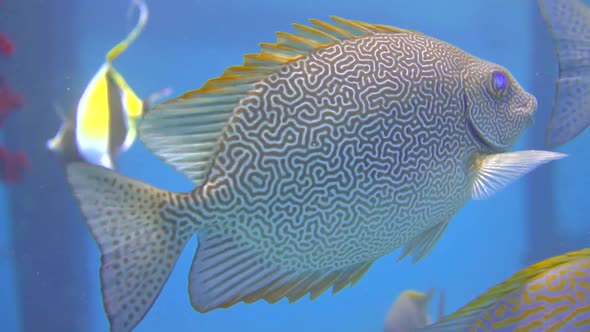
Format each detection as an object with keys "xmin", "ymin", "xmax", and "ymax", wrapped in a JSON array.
[
  {"xmin": 398, "ymin": 221, "xmax": 449, "ymax": 264},
  {"xmin": 188, "ymin": 226, "xmax": 374, "ymax": 313}
]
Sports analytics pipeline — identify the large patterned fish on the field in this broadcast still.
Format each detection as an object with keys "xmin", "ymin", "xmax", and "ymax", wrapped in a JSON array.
[
  {"xmin": 538, "ymin": 0, "xmax": 590, "ymax": 147},
  {"xmin": 66, "ymin": 17, "xmax": 565, "ymax": 332},
  {"xmin": 417, "ymin": 248, "xmax": 590, "ymax": 331}
]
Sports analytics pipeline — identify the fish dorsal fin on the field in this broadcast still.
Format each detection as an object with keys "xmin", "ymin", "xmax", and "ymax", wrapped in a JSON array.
[
  {"xmin": 106, "ymin": 0, "xmax": 149, "ymax": 63},
  {"xmin": 108, "ymin": 67, "xmax": 143, "ymax": 118},
  {"xmin": 139, "ymin": 17, "xmax": 411, "ymax": 186},
  {"xmin": 417, "ymin": 249, "xmax": 590, "ymax": 331},
  {"xmin": 187, "ymin": 16, "xmax": 409, "ymax": 95}
]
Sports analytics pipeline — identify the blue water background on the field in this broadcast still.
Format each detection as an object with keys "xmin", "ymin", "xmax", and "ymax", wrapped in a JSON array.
[{"xmin": 2, "ymin": 0, "xmax": 587, "ymax": 331}]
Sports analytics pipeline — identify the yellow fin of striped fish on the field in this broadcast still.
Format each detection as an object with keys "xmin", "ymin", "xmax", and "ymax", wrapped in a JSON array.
[
  {"xmin": 108, "ymin": 68, "xmax": 143, "ymax": 119},
  {"xmin": 49, "ymin": 0, "xmax": 148, "ymax": 169},
  {"xmin": 416, "ymin": 248, "xmax": 590, "ymax": 331},
  {"xmin": 140, "ymin": 17, "xmax": 412, "ymax": 185}
]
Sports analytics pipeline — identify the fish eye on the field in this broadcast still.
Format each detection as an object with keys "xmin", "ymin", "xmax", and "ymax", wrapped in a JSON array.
[{"xmin": 489, "ymin": 70, "xmax": 508, "ymax": 97}]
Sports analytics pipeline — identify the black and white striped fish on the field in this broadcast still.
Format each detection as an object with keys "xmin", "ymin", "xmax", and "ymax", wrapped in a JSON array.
[{"xmin": 66, "ymin": 17, "xmax": 565, "ymax": 332}]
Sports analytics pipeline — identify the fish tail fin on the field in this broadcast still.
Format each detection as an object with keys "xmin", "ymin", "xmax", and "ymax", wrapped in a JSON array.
[
  {"xmin": 66, "ymin": 162, "xmax": 199, "ymax": 332},
  {"xmin": 539, "ymin": 0, "xmax": 590, "ymax": 147},
  {"xmin": 106, "ymin": 0, "xmax": 149, "ymax": 62}
]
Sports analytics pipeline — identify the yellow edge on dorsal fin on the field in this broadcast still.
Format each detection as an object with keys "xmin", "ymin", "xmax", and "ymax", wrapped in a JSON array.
[
  {"xmin": 309, "ymin": 18, "xmax": 357, "ymax": 39},
  {"xmin": 260, "ymin": 42, "xmax": 307, "ymax": 58},
  {"xmin": 276, "ymin": 31, "xmax": 328, "ymax": 51},
  {"xmin": 348, "ymin": 20, "xmax": 406, "ymax": 34},
  {"xmin": 170, "ymin": 17, "xmax": 410, "ymax": 101},
  {"xmin": 292, "ymin": 23, "xmax": 341, "ymax": 44},
  {"xmin": 221, "ymin": 64, "xmax": 276, "ymax": 78},
  {"xmin": 438, "ymin": 248, "xmax": 590, "ymax": 324},
  {"xmin": 141, "ymin": 17, "xmax": 413, "ymax": 186},
  {"xmin": 329, "ymin": 16, "xmax": 375, "ymax": 35}
]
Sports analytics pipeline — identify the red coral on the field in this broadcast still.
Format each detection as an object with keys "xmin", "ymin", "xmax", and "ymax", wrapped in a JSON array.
[
  {"xmin": 0, "ymin": 29, "xmax": 28, "ymax": 184},
  {"xmin": 0, "ymin": 78, "xmax": 23, "ymax": 126},
  {"xmin": 0, "ymin": 33, "xmax": 13, "ymax": 56},
  {"xmin": 0, "ymin": 147, "xmax": 29, "ymax": 183}
]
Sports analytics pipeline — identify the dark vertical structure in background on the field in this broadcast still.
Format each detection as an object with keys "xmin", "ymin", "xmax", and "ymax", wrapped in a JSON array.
[
  {"xmin": 1, "ymin": 1, "xmax": 91, "ymax": 331},
  {"xmin": 525, "ymin": 0, "xmax": 560, "ymax": 265},
  {"xmin": 525, "ymin": 1, "xmax": 586, "ymax": 265}
]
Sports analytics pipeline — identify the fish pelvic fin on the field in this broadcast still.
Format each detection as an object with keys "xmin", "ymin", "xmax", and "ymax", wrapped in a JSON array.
[
  {"xmin": 416, "ymin": 248, "xmax": 590, "ymax": 332},
  {"xmin": 398, "ymin": 221, "xmax": 449, "ymax": 263},
  {"xmin": 66, "ymin": 162, "xmax": 199, "ymax": 332},
  {"xmin": 469, "ymin": 150, "xmax": 566, "ymax": 200},
  {"xmin": 188, "ymin": 225, "xmax": 373, "ymax": 313},
  {"xmin": 106, "ymin": 0, "xmax": 148, "ymax": 63},
  {"xmin": 538, "ymin": 0, "xmax": 590, "ymax": 147}
]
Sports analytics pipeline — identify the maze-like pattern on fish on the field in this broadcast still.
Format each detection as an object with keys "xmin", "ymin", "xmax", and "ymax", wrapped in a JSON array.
[
  {"xmin": 471, "ymin": 258, "xmax": 590, "ymax": 331},
  {"xmin": 187, "ymin": 33, "xmax": 483, "ymax": 271}
]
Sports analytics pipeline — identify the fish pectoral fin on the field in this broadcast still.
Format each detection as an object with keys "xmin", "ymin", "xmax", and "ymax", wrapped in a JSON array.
[
  {"xmin": 470, "ymin": 150, "xmax": 567, "ymax": 200},
  {"xmin": 66, "ymin": 162, "xmax": 198, "ymax": 332},
  {"xmin": 189, "ymin": 226, "xmax": 374, "ymax": 312},
  {"xmin": 398, "ymin": 221, "xmax": 449, "ymax": 263}
]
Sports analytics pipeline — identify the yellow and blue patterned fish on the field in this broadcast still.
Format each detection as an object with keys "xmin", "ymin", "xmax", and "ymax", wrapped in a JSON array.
[
  {"xmin": 417, "ymin": 248, "xmax": 590, "ymax": 331},
  {"xmin": 538, "ymin": 0, "xmax": 590, "ymax": 147},
  {"xmin": 47, "ymin": 0, "xmax": 149, "ymax": 169},
  {"xmin": 66, "ymin": 17, "xmax": 566, "ymax": 332}
]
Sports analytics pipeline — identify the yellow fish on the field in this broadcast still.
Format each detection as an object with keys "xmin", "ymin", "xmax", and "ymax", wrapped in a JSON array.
[
  {"xmin": 47, "ymin": 0, "xmax": 149, "ymax": 169},
  {"xmin": 417, "ymin": 249, "xmax": 590, "ymax": 331}
]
